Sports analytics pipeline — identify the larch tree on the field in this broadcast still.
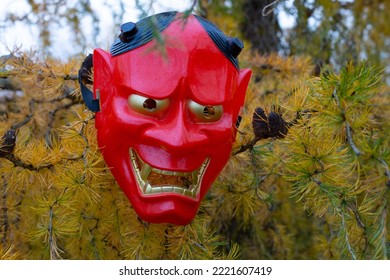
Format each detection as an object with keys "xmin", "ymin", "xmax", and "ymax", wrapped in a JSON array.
[{"xmin": 0, "ymin": 0, "xmax": 389, "ymax": 259}]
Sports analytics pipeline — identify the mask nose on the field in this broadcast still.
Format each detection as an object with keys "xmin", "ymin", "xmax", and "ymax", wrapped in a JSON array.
[{"xmin": 142, "ymin": 105, "xmax": 209, "ymax": 154}]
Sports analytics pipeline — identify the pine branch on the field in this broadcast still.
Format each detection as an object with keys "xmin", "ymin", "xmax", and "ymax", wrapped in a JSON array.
[
  {"xmin": 376, "ymin": 205, "xmax": 388, "ymax": 259},
  {"xmin": 10, "ymin": 114, "xmax": 33, "ymax": 130},
  {"xmin": 0, "ymin": 78, "xmax": 21, "ymax": 91},
  {"xmin": 332, "ymin": 87, "xmax": 362, "ymax": 156},
  {"xmin": 48, "ymin": 205, "xmax": 55, "ymax": 259},
  {"xmin": 183, "ymin": 0, "xmax": 198, "ymax": 17},
  {"xmin": 45, "ymin": 98, "xmax": 80, "ymax": 147},
  {"xmin": 310, "ymin": 175, "xmax": 360, "ymax": 259},
  {"xmin": 81, "ymin": 211, "xmax": 102, "ymax": 259},
  {"xmin": 340, "ymin": 211, "xmax": 357, "ymax": 260},
  {"xmin": 345, "ymin": 121, "xmax": 362, "ymax": 156},
  {"xmin": 232, "ymin": 136, "xmax": 261, "ymax": 156},
  {"xmin": 0, "ymin": 120, "xmax": 95, "ymax": 172},
  {"xmin": 6, "ymin": 85, "xmax": 81, "ymax": 149},
  {"xmin": 4, "ymin": 153, "xmax": 54, "ymax": 171},
  {"xmin": 262, "ymin": 0, "xmax": 286, "ymax": 16},
  {"xmin": 345, "ymin": 201, "xmax": 369, "ymax": 254},
  {"xmin": 287, "ymin": 109, "xmax": 319, "ymax": 127},
  {"xmin": 378, "ymin": 158, "xmax": 390, "ymax": 187},
  {"xmin": 1, "ymin": 129, "xmax": 54, "ymax": 171},
  {"xmin": 1, "ymin": 175, "xmax": 9, "ymax": 245},
  {"xmin": 345, "ymin": 202, "xmax": 366, "ymax": 230},
  {"xmin": 61, "ymin": 74, "xmax": 78, "ymax": 81}
]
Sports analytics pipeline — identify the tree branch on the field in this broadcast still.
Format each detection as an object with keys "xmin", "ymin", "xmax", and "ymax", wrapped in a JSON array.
[
  {"xmin": 379, "ymin": 158, "xmax": 390, "ymax": 187},
  {"xmin": 3, "ymin": 154, "xmax": 53, "ymax": 171},
  {"xmin": 332, "ymin": 87, "xmax": 362, "ymax": 156},
  {"xmin": 1, "ymin": 175, "xmax": 9, "ymax": 245},
  {"xmin": 232, "ymin": 136, "xmax": 261, "ymax": 156}
]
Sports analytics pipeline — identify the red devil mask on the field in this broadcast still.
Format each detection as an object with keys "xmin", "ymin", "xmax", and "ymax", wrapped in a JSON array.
[{"xmin": 79, "ymin": 12, "xmax": 251, "ymax": 225}]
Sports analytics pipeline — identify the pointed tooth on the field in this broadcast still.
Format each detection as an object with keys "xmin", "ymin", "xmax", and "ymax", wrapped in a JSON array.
[
  {"xmin": 152, "ymin": 168, "xmax": 162, "ymax": 174},
  {"xmin": 192, "ymin": 170, "xmax": 199, "ymax": 185},
  {"xmin": 174, "ymin": 187, "xmax": 182, "ymax": 195},
  {"xmin": 141, "ymin": 163, "xmax": 152, "ymax": 180},
  {"xmin": 162, "ymin": 186, "xmax": 174, "ymax": 192},
  {"xmin": 152, "ymin": 187, "xmax": 163, "ymax": 194},
  {"xmin": 200, "ymin": 162, "xmax": 206, "ymax": 173},
  {"xmin": 144, "ymin": 183, "xmax": 152, "ymax": 194}
]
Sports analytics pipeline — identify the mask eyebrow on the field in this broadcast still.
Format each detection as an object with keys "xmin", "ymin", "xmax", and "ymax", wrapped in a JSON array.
[
  {"xmin": 113, "ymin": 50, "xmax": 185, "ymax": 100},
  {"xmin": 188, "ymin": 72, "xmax": 236, "ymax": 104},
  {"xmin": 118, "ymin": 83, "xmax": 176, "ymax": 100}
]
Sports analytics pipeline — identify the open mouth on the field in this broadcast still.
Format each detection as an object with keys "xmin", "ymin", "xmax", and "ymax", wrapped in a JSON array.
[{"xmin": 129, "ymin": 148, "xmax": 209, "ymax": 199}]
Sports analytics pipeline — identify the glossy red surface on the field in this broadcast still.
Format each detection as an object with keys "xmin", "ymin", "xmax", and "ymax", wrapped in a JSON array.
[{"xmin": 93, "ymin": 14, "xmax": 251, "ymax": 225}]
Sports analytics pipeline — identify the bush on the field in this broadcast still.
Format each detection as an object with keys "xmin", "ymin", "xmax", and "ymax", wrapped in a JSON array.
[{"xmin": 1, "ymin": 51, "xmax": 389, "ymax": 259}]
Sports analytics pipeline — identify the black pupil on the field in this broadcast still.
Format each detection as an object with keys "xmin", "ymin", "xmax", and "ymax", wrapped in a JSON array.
[
  {"xmin": 203, "ymin": 106, "xmax": 215, "ymax": 118},
  {"xmin": 143, "ymin": 98, "xmax": 157, "ymax": 110}
]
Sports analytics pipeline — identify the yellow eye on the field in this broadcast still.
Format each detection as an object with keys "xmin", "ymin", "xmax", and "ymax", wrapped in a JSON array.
[
  {"xmin": 188, "ymin": 100, "xmax": 223, "ymax": 123},
  {"xmin": 128, "ymin": 94, "xmax": 169, "ymax": 117}
]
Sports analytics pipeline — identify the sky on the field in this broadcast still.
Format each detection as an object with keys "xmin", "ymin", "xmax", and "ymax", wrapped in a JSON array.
[
  {"xmin": 0, "ymin": 0, "xmax": 295, "ymax": 59},
  {"xmin": 0, "ymin": 0, "xmax": 194, "ymax": 58}
]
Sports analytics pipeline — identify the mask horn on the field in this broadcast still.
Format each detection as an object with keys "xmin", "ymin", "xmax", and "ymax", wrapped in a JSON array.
[{"xmin": 228, "ymin": 37, "xmax": 244, "ymax": 58}]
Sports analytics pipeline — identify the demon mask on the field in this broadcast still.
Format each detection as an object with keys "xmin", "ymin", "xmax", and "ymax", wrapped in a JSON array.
[{"xmin": 79, "ymin": 12, "xmax": 251, "ymax": 225}]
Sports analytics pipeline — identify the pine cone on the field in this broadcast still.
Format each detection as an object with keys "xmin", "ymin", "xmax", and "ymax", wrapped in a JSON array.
[
  {"xmin": 268, "ymin": 111, "xmax": 288, "ymax": 138},
  {"xmin": 0, "ymin": 129, "xmax": 16, "ymax": 157},
  {"xmin": 252, "ymin": 107, "xmax": 270, "ymax": 139},
  {"xmin": 79, "ymin": 53, "xmax": 93, "ymax": 85},
  {"xmin": 252, "ymin": 107, "xmax": 288, "ymax": 140}
]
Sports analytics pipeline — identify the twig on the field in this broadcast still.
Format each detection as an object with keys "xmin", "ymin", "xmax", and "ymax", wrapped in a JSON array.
[
  {"xmin": 45, "ymin": 99, "xmax": 79, "ymax": 147},
  {"xmin": 340, "ymin": 211, "xmax": 357, "ymax": 260},
  {"xmin": 345, "ymin": 202, "xmax": 366, "ymax": 230},
  {"xmin": 232, "ymin": 137, "xmax": 261, "ymax": 156},
  {"xmin": 0, "ymin": 78, "xmax": 21, "ymax": 90},
  {"xmin": 184, "ymin": 0, "xmax": 198, "ymax": 16},
  {"xmin": 11, "ymin": 114, "xmax": 33, "ymax": 130},
  {"xmin": 332, "ymin": 87, "xmax": 362, "ymax": 156},
  {"xmin": 379, "ymin": 204, "xmax": 388, "ymax": 257},
  {"xmin": 47, "ymin": 196, "xmax": 66, "ymax": 260},
  {"xmin": 310, "ymin": 175, "xmax": 358, "ymax": 259},
  {"xmin": 345, "ymin": 201, "xmax": 368, "ymax": 254},
  {"xmin": 4, "ymin": 153, "xmax": 53, "ymax": 171},
  {"xmin": 233, "ymin": 107, "xmax": 290, "ymax": 156},
  {"xmin": 1, "ymin": 175, "xmax": 9, "ymax": 245},
  {"xmin": 378, "ymin": 158, "xmax": 390, "ymax": 187},
  {"xmin": 262, "ymin": 0, "xmax": 285, "ymax": 16},
  {"xmin": 287, "ymin": 109, "xmax": 319, "ymax": 127},
  {"xmin": 48, "ymin": 205, "xmax": 54, "ymax": 259},
  {"xmin": 345, "ymin": 121, "xmax": 362, "ymax": 156},
  {"xmin": 62, "ymin": 74, "xmax": 78, "ymax": 81}
]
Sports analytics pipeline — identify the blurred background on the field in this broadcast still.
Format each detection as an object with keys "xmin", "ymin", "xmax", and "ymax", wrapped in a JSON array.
[
  {"xmin": 1, "ymin": 1, "xmax": 389, "ymax": 260},
  {"xmin": 0, "ymin": 0, "xmax": 195, "ymax": 58},
  {"xmin": 0, "ymin": 0, "xmax": 389, "ymax": 82}
]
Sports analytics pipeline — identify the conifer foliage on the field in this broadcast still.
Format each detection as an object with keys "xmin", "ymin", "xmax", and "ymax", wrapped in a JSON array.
[{"xmin": 0, "ymin": 51, "xmax": 389, "ymax": 259}]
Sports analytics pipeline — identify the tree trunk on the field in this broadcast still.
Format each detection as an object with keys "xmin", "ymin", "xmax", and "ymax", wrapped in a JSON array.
[{"xmin": 241, "ymin": 0, "xmax": 281, "ymax": 54}]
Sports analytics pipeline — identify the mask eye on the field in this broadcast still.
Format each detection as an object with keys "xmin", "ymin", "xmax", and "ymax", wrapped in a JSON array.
[
  {"xmin": 188, "ymin": 100, "xmax": 223, "ymax": 123},
  {"xmin": 128, "ymin": 94, "xmax": 170, "ymax": 117}
]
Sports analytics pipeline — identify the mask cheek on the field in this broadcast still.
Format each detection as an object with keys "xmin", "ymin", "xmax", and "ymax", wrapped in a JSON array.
[{"xmin": 96, "ymin": 99, "xmax": 148, "ymax": 145}]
